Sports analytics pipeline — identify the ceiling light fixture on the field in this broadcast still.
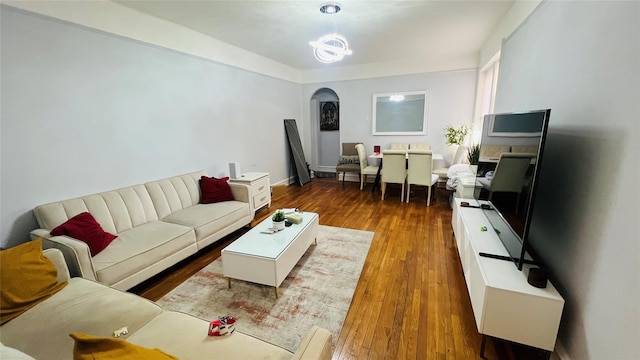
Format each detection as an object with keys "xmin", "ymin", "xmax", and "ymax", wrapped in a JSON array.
[
  {"xmin": 310, "ymin": 3, "xmax": 352, "ymax": 64},
  {"xmin": 309, "ymin": 33, "xmax": 353, "ymax": 64},
  {"xmin": 319, "ymin": 3, "xmax": 341, "ymax": 14},
  {"xmin": 390, "ymin": 94, "xmax": 405, "ymax": 102}
]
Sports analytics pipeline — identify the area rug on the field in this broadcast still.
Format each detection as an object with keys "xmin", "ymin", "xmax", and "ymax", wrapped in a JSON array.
[{"xmin": 156, "ymin": 225, "xmax": 374, "ymax": 352}]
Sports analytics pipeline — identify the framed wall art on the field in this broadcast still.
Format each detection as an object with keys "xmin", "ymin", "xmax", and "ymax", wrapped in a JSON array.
[{"xmin": 319, "ymin": 101, "xmax": 339, "ymax": 131}]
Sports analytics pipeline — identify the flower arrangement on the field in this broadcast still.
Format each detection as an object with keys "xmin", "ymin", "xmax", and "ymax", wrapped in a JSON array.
[{"xmin": 444, "ymin": 124, "xmax": 470, "ymax": 146}]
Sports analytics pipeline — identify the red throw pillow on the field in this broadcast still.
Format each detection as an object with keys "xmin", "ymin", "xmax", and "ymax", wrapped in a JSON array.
[
  {"xmin": 50, "ymin": 212, "xmax": 117, "ymax": 256},
  {"xmin": 200, "ymin": 176, "xmax": 234, "ymax": 204}
]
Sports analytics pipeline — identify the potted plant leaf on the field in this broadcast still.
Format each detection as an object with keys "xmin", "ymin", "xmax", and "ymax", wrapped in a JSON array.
[
  {"xmin": 444, "ymin": 124, "xmax": 470, "ymax": 146},
  {"xmin": 272, "ymin": 210, "xmax": 286, "ymax": 230},
  {"xmin": 467, "ymin": 144, "xmax": 480, "ymax": 174}
]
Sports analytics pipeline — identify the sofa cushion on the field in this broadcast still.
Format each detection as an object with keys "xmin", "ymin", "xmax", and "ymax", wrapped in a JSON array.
[
  {"xmin": 70, "ymin": 332, "xmax": 178, "ymax": 360},
  {"xmin": 92, "ymin": 221, "xmax": 196, "ymax": 286},
  {"xmin": 0, "ymin": 239, "xmax": 67, "ymax": 325},
  {"xmin": 127, "ymin": 311, "xmax": 292, "ymax": 360},
  {"xmin": 199, "ymin": 176, "xmax": 234, "ymax": 204},
  {"xmin": 0, "ymin": 278, "xmax": 163, "ymax": 360},
  {"xmin": 162, "ymin": 201, "xmax": 249, "ymax": 242},
  {"xmin": 50, "ymin": 212, "xmax": 117, "ymax": 256}
]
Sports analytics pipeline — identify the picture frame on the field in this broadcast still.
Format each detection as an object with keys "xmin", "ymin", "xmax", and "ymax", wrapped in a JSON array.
[{"xmin": 319, "ymin": 101, "xmax": 339, "ymax": 131}]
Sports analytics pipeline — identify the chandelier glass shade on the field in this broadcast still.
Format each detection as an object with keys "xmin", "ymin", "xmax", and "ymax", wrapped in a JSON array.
[{"xmin": 309, "ymin": 33, "xmax": 353, "ymax": 64}]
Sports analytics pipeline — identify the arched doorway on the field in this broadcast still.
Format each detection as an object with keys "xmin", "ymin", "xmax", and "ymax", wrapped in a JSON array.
[{"xmin": 310, "ymin": 88, "xmax": 340, "ymax": 177}]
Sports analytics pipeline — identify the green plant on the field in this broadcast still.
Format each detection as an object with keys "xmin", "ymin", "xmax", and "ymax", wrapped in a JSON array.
[
  {"xmin": 444, "ymin": 124, "xmax": 470, "ymax": 146},
  {"xmin": 272, "ymin": 210, "xmax": 285, "ymax": 222},
  {"xmin": 467, "ymin": 144, "xmax": 481, "ymax": 165}
]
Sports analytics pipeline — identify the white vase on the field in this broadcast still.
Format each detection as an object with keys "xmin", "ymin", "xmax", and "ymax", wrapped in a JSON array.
[
  {"xmin": 469, "ymin": 165, "xmax": 478, "ymax": 175},
  {"xmin": 272, "ymin": 220, "xmax": 285, "ymax": 230}
]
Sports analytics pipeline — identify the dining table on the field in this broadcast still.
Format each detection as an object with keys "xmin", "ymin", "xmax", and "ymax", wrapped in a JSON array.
[{"xmin": 368, "ymin": 151, "xmax": 444, "ymax": 193}]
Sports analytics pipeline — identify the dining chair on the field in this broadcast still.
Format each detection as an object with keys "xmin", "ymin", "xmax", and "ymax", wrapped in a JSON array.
[
  {"xmin": 409, "ymin": 143, "xmax": 431, "ymax": 150},
  {"xmin": 479, "ymin": 145, "xmax": 511, "ymax": 160},
  {"xmin": 381, "ymin": 149, "xmax": 407, "ymax": 201},
  {"xmin": 335, "ymin": 142, "xmax": 361, "ymax": 183},
  {"xmin": 510, "ymin": 145, "xmax": 539, "ymax": 154},
  {"xmin": 355, "ymin": 143, "xmax": 380, "ymax": 190},
  {"xmin": 477, "ymin": 153, "xmax": 536, "ymax": 213},
  {"xmin": 406, "ymin": 149, "xmax": 440, "ymax": 205},
  {"xmin": 390, "ymin": 143, "xmax": 409, "ymax": 150}
]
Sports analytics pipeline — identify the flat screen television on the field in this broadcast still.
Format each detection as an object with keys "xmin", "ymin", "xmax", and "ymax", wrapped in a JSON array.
[{"xmin": 474, "ymin": 109, "xmax": 551, "ymax": 270}]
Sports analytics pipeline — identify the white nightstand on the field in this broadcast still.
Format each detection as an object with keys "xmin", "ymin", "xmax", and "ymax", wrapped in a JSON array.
[{"xmin": 229, "ymin": 172, "xmax": 271, "ymax": 216}]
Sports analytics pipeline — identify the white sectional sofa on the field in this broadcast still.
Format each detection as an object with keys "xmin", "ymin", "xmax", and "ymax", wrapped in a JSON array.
[
  {"xmin": 30, "ymin": 170, "xmax": 253, "ymax": 291},
  {"xmin": 0, "ymin": 248, "xmax": 332, "ymax": 360}
]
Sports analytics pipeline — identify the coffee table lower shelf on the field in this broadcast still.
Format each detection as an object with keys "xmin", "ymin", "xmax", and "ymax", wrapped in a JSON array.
[{"xmin": 221, "ymin": 212, "xmax": 319, "ymax": 298}]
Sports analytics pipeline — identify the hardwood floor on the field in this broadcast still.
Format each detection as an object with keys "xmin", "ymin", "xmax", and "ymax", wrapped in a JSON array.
[{"xmin": 130, "ymin": 177, "xmax": 550, "ymax": 360}]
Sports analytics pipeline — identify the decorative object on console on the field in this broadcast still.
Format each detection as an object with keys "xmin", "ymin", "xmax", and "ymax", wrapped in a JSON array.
[
  {"xmin": 467, "ymin": 144, "xmax": 480, "ymax": 175},
  {"xmin": 199, "ymin": 176, "xmax": 234, "ymax": 204},
  {"xmin": 228, "ymin": 162, "xmax": 241, "ymax": 179},
  {"xmin": 50, "ymin": 212, "xmax": 117, "ymax": 256},
  {"xmin": 527, "ymin": 267, "xmax": 548, "ymax": 288},
  {"xmin": 272, "ymin": 210, "xmax": 286, "ymax": 230}
]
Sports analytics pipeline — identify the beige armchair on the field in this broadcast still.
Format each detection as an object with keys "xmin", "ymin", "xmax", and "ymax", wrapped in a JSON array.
[
  {"xmin": 433, "ymin": 145, "xmax": 467, "ymax": 183},
  {"xmin": 406, "ymin": 149, "xmax": 440, "ymax": 205},
  {"xmin": 381, "ymin": 149, "xmax": 407, "ymax": 201},
  {"xmin": 335, "ymin": 142, "xmax": 361, "ymax": 183},
  {"xmin": 355, "ymin": 143, "xmax": 380, "ymax": 190},
  {"xmin": 477, "ymin": 153, "xmax": 536, "ymax": 213}
]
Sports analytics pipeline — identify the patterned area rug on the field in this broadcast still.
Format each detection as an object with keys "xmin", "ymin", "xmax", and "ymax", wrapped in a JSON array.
[{"xmin": 156, "ymin": 225, "xmax": 374, "ymax": 352}]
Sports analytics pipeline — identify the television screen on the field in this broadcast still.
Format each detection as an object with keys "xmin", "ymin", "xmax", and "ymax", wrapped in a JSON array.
[{"xmin": 474, "ymin": 109, "xmax": 551, "ymax": 270}]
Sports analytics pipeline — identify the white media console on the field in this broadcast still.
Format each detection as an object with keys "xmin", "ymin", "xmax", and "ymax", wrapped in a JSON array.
[{"xmin": 451, "ymin": 198, "xmax": 564, "ymax": 356}]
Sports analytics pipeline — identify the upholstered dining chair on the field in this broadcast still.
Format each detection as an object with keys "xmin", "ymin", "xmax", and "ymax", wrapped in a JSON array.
[
  {"xmin": 409, "ymin": 143, "xmax": 431, "ymax": 150},
  {"xmin": 381, "ymin": 149, "xmax": 407, "ymax": 201},
  {"xmin": 390, "ymin": 143, "xmax": 409, "ymax": 150},
  {"xmin": 335, "ymin": 142, "xmax": 361, "ymax": 183},
  {"xmin": 406, "ymin": 149, "xmax": 440, "ymax": 205},
  {"xmin": 355, "ymin": 143, "xmax": 380, "ymax": 190},
  {"xmin": 480, "ymin": 145, "xmax": 511, "ymax": 160},
  {"xmin": 433, "ymin": 145, "xmax": 468, "ymax": 184},
  {"xmin": 477, "ymin": 153, "xmax": 536, "ymax": 213}
]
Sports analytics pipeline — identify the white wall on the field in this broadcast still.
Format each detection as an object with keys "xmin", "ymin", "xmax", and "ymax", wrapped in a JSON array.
[
  {"xmin": 494, "ymin": 1, "xmax": 639, "ymax": 359},
  {"xmin": 301, "ymin": 70, "xmax": 478, "ymax": 165},
  {"xmin": 0, "ymin": 6, "xmax": 302, "ymax": 247}
]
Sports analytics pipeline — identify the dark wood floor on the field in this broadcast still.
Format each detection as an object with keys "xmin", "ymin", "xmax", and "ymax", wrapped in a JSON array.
[{"xmin": 130, "ymin": 177, "xmax": 550, "ymax": 360}]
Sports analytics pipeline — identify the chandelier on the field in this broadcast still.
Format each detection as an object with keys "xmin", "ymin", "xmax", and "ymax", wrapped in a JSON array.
[
  {"xmin": 309, "ymin": 3, "xmax": 352, "ymax": 64},
  {"xmin": 309, "ymin": 34, "xmax": 353, "ymax": 64}
]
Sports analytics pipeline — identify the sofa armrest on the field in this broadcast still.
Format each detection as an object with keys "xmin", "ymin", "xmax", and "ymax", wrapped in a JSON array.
[
  {"xmin": 30, "ymin": 229, "xmax": 97, "ymax": 281},
  {"xmin": 290, "ymin": 326, "xmax": 332, "ymax": 360},
  {"xmin": 229, "ymin": 183, "xmax": 250, "ymax": 203},
  {"xmin": 42, "ymin": 248, "xmax": 71, "ymax": 282}
]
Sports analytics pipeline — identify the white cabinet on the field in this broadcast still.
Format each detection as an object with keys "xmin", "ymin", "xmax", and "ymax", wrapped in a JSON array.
[
  {"xmin": 229, "ymin": 172, "xmax": 271, "ymax": 217},
  {"xmin": 452, "ymin": 198, "xmax": 564, "ymax": 354}
]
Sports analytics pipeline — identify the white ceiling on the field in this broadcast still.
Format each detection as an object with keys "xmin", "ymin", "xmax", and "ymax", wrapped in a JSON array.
[{"xmin": 113, "ymin": 0, "xmax": 515, "ymax": 71}]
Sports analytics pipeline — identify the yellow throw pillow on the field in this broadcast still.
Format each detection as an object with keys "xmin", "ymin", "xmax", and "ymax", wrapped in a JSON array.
[
  {"xmin": 0, "ymin": 238, "xmax": 67, "ymax": 325},
  {"xmin": 70, "ymin": 333, "xmax": 179, "ymax": 360}
]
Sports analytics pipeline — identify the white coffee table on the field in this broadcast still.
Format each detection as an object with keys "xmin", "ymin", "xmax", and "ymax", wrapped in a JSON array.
[{"xmin": 221, "ymin": 212, "xmax": 319, "ymax": 298}]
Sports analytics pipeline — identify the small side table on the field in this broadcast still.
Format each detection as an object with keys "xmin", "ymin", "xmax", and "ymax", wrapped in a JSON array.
[{"xmin": 229, "ymin": 172, "xmax": 271, "ymax": 216}]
